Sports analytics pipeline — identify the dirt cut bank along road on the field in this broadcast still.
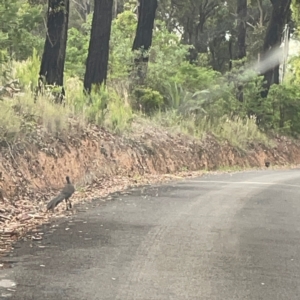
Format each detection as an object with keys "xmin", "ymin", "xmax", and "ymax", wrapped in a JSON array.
[{"xmin": 1, "ymin": 169, "xmax": 300, "ymax": 299}]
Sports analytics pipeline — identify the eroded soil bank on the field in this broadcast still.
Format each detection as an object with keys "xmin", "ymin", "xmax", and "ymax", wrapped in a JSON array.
[{"xmin": 0, "ymin": 120, "xmax": 300, "ymax": 255}]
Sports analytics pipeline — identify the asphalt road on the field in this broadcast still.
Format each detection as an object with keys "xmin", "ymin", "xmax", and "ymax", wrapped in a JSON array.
[{"xmin": 2, "ymin": 169, "xmax": 300, "ymax": 299}]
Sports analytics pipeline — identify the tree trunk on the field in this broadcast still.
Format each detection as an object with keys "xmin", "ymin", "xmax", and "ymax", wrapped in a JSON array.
[
  {"xmin": 132, "ymin": 0, "xmax": 158, "ymax": 84},
  {"xmin": 39, "ymin": 0, "xmax": 69, "ymax": 89},
  {"xmin": 235, "ymin": 0, "xmax": 247, "ymax": 102},
  {"xmin": 228, "ymin": 38, "xmax": 233, "ymax": 71},
  {"xmin": 132, "ymin": 0, "xmax": 158, "ymax": 53},
  {"xmin": 84, "ymin": 0, "xmax": 113, "ymax": 93},
  {"xmin": 236, "ymin": 0, "xmax": 247, "ymax": 59},
  {"xmin": 257, "ymin": 0, "xmax": 264, "ymax": 27},
  {"xmin": 261, "ymin": 0, "xmax": 291, "ymax": 97},
  {"xmin": 113, "ymin": 0, "xmax": 118, "ymax": 19}
]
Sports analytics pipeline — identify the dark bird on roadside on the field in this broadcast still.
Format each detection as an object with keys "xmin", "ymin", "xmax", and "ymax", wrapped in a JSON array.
[
  {"xmin": 47, "ymin": 176, "xmax": 75, "ymax": 211},
  {"xmin": 265, "ymin": 161, "xmax": 270, "ymax": 168}
]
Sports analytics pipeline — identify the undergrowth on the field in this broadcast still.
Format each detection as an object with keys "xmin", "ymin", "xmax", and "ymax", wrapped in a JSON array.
[
  {"xmin": 0, "ymin": 10, "xmax": 291, "ymax": 149},
  {"xmin": 0, "ymin": 78, "xmax": 272, "ymax": 150},
  {"xmin": 0, "ymin": 52, "xmax": 272, "ymax": 149},
  {"xmin": 151, "ymin": 111, "xmax": 272, "ymax": 150}
]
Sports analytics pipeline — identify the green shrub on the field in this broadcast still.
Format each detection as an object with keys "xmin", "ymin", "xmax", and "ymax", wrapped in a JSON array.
[
  {"xmin": 108, "ymin": 11, "xmax": 136, "ymax": 80},
  {"xmin": 133, "ymin": 87, "xmax": 164, "ymax": 114},
  {"xmin": 85, "ymin": 84, "xmax": 110, "ymax": 125},
  {"xmin": 146, "ymin": 20, "xmax": 191, "ymax": 94},
  {"xmin": 265, "ymin": 84, "xmax": 300, "ymax": 136},
  {"xmin": 172, "ymin": 61, "xmax": 220, "ymax": 92},
  {"xmin": 152, "ymin": 110, "xmax": 271, "ymax": 149},
  {"xmin": 0, "ymin": 100, "xmax": 21, "ymax": 142},
  {"xmin": 65, "ymin": 16, "xmax": 91, "ymax": 79},
  {"xmin": 0, "ymin": 1, "xmax": 44, "ymax": 61},
  {"xmin": 106, "ymin": 92, "xmax": 133, "ymax": 133},
  {"xmin": 15, "ymin": 48, "xmax": 40, "ymax": 91}
]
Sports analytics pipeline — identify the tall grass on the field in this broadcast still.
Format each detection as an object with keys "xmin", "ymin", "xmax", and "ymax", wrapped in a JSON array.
[
  {"xmin": 0, "ymin": 55, "xmax": 134, "ymax": 143},
  {"xmin": 152, "ymin": 111, "xmax": 272, "ymax": 150}
]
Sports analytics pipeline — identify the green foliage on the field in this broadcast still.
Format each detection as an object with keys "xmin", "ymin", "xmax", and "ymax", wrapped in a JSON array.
[
  {"xmin": 83, "ymin": 83, "xmax": 133, "ymax": 132},
  {"xmin": 265, "ymin": 84, "xmax": 300, "ymax": 136},
  {"xmin": 0, "ymin": 54, "xmax": 14, "ymax": 83},
  {"xmin": 133, "ymin": 87, "xmax": 164, "ymax": 114},
  {"xmin": 152, "ymin": 111, "xmax": 271, "ymax": 150},
  {"xmin": 213, "ymin": 116, "xmax": 272, "ymax": 149},
  {"xmin": 65, "ymin": 10, "xmax": 137, "ymax": 81},
  {"xmin": 106, "ymin": 92, "xmax": 133, "ymax": 133},
  {"xmin": 86, "ymin": 84, "xmax": 110, "ymax": 125},
  {"xmin": 0, "ymin": 89, "xmax": 74, "ymax": 143},
  {"xmin": 105, "ymin": 10, "xmax": 300, "ymax": 141},
  {"xmin": 288, "ymin": 55, "xmax": 300, "ymax": 85},
  {"xmin": 64, "ymin": 77, "xmax": 133, "ymax": 132},
  {"xmin": 159, "ymin": 63, "xmax": 265, "ymax": 126},
  {"xmin": 15, "ymin": 48, "xmax": 40, "ymax": 91},
  {"xmin": 144, "ymin": 20, "xmax": 191, "ymax": 94},
  {"xmin": 0, "ymin": 1, "xmax": 44, "ymax": 60},
  {"xmin": 163, "ymin": 82, "xmax": 193, "ymax": 109},
  {"xmin": 108, "ymin": 10, "xmax": 136, "ymax": 80},
  {"xmin": 292, "ymin": 0, "xmax": 300, "ymax": 30},
  {"xmin": 65, "ymin": 14, "xmax": 92, "ymax": 78},
  {"xmin": 172, "ymin": 61, "xmax": 220, "ymax": 92},
  {"xmin": 222, "ymin": 65, "xmax": 265, "ymax": 118},
  {"xmin": 0, "ymin": 100, "xmax": 22, "ymax": 142}
]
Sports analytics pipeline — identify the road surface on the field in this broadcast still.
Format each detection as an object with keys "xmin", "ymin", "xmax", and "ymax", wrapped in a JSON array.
[{"xmin": 2, "ymin": 169, "xmax": 300, "ymax": 299}]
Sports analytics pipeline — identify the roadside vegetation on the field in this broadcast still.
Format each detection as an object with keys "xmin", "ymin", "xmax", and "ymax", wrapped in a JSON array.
[{"xmin": 1, "ymin": 0, "xmax": 300, "ymax": 151}]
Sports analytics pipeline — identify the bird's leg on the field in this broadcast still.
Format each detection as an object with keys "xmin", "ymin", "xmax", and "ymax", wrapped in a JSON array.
[
  {"xmin": 68, "ymin": 200, "xmax": 72, "ymax": 209},
  {"xmin": 65, "ymin": 198, "xmax": 69, "ymax": 210}
]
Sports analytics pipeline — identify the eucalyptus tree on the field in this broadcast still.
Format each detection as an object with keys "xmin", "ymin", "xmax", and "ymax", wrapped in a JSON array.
[
  {"xmin": 39, "ymin": 0, "xmax": 70, "ymax": 95},
  {"xmin": 261, "ymin": 0, "xmax": 292, "ymax": 96},
  {"xmin": 84, "ymin": 0, "xmax": 113, "ymax": 92},
  {"xmin": 132, "ymin": 0, "xmax": 158, "ymax": 83}
]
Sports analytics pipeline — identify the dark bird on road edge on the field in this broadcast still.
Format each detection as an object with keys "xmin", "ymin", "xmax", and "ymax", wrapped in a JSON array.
[
  {"xmin": 47, "ymin": 176, "xmax": 75, "ymax": 212},
  {"xmin": 265, "ymin": 161, "xmax": 270, "ymax": 168}
]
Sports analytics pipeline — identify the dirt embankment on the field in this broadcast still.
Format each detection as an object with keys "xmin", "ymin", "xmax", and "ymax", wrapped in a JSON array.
[{"xmin": 1, "ymin": 121, "xmax": 300, "ymax": 255}]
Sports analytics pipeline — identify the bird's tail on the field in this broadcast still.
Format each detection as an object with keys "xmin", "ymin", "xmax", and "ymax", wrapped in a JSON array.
[{"xmin": 46, "ymin": 193, "xmax": 65, "ymax": 210}]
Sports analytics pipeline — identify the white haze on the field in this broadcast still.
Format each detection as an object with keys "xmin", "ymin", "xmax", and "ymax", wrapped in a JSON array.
[
  {"xmin": 222, "ymin": 46, "xmax": 285, "ymax": 86},
  {"xmin": 252, "ymin": 46, "xmax": 284, "ymax": 75}
]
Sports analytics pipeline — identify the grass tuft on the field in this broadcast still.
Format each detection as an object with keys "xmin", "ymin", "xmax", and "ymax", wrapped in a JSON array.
[{"xmin": 151, "ymin": 111, "xmax": 272, "ymax": 150}]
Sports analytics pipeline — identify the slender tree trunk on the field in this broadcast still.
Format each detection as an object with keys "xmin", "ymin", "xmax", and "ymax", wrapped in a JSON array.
[
  {"xmin": 84, "ymin": 0, "xmax": 113, "ymax": 93},
  {"xmin": 257, "ymin": 0, "xmax": 264, "ymax": 27},
  {"xmin": 132, "ymin": 0, "xmax": 158, "ymax": 84},
  {"xmin": 228, "ymin": 38, "xmax": 233, "ymax": 71},
  {"xmin": 39, "ymin": 0, "xmax": 69, "ymax": 90},
  {"xmin": 235, "ymin": 0, "xmax": 247, "ymax": 102},
  {"xmin": 113, "ymin": 0, "xmax": 118, "ymax": 18},
  {"xmin": 236, "ymin": 0, "xmax": 247, "ymax": 59},
  {"xmin": 261, "ymin": 0, "xmax": 291, "ymax": 97}
]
